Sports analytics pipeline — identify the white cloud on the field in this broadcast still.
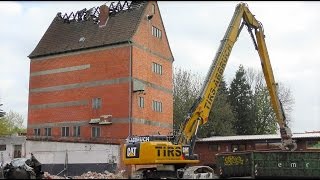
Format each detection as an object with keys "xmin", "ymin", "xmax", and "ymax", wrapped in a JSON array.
[{"xmin": 0, "ymin": 1, "xmax": 22, "ymax": 15}]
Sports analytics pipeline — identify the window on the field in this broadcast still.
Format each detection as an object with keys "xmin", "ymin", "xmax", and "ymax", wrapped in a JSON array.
[
  {"xmin": 152, "ymin": 100, "xmax": 162, "ymax": 112},
  {"xmin": 92, "ymin": 97, "xmax": 102, "ymax": 109},
  {"xmin": 239, "ymin": 144, "xmax": 246, "ymax": 151},
  {"xmin": 13, "ymin": 145, "xmax": 22, "ymax": 158},
  {"xmin": 209, "ymin": 144, "xmax": 220, "ymax": 151},
  {"xmin": 268, "ymin": 142, "xmax": 282, "ymax": 149},
  {"xmin": 231, "ymin": 144, "xmax": 238, "ymax": 152},
  {"xmin": 306, "ymin": 141, "xmax": 320, "ymax": 149},
  {"xmin": 151, "ymin": 4, "xmax": 155, "ymax": 14},
  {"xmin": 45, "ymin": 127, "xmax": 51, "ymax": 137},
  {"xmin": 231, "ymin": 144, "xmax": 246, "ymax": 152},
  {"xmin": 254, "ymin": 142, "xmax": 268, "ymax": 150},
  {"xmin": 73, "ymin": 126, "xmax": 81, "ymax": 137},
  {"xmin": 138, "ymin": 97, "xmax": 144, "ymax": 108},
  {"xmin": 152, "ymin": 26, "xmax": 162, "ymax": 38},
  {"xmin": 34, "ymin": 128, "xmax": 41, "ymax": 136},
  {"xmin": 152, "ymin": 62, "xmax": 162, "ymax": 75},
  {"xmin": 0, "ymin": 145, "xmax": 6, "ymax": 151},
  {"xmin": 62, "ymin": 127, "xmax": 70, "ymax": 137},
  {"xmin": 92, "ymin": 127, "xmax": 100, "ymax": 138}
]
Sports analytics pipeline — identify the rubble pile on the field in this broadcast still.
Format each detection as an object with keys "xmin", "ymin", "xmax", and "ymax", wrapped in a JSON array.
[
  {"xmin": 74, "ymin": 170, "xmax": 126, "ymax": 179},
  {"xmin": 43, "ymin": 172, "xmax": 65, "ymax": 179},
  {"xmin": 43, "ymin": 170, "xmax": 126, "ymax": 179}
]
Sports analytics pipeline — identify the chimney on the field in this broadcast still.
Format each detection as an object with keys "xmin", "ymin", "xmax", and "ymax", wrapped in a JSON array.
[{"xmin": 99, "ymin": 4, "xmax": 109, "ymax": 27}]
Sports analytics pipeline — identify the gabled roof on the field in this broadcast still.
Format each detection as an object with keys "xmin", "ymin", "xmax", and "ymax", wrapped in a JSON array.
[
  {"xmin": 198, "ymin": 133, "xmax": 320, "ymax": 142},
  {"xmin": 29, "ymin": 1, "xmax": 148, "ymax": 59}
]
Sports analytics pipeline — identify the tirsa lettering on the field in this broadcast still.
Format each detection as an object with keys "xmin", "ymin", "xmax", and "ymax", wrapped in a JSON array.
[{"xmin": 155, "ymin": 146, "xmax": 182, "ymax": 157}]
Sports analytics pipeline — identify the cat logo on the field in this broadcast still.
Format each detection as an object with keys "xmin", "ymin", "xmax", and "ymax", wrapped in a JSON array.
[
  {"xmin": 127, "ymin": 147, "xmax": 137, "ymax": 157},
  {"xmin": 126, "ymin": 144, "xmax": 140, "ymax": 158}
]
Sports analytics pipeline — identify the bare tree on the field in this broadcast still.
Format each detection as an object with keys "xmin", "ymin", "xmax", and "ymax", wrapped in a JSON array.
[
  {"xmin": 277, "ymin": 82, "xmax": 295, "ymax": 125},
  {"xmin": 0, "ymin": 103, "xmax": 5, "ymax": 117},
  {"xmin": 246, "ymin": 67, "xmax": 295, "ymax": 133},
  {"xmin": 173, "ymin": 67, "xmax": 203, "ymax": 131}
]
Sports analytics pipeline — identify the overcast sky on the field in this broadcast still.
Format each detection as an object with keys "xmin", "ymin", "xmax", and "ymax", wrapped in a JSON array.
[{"xmin": 0, "ymin": 1, "xmax": 319, "ymax": 133}]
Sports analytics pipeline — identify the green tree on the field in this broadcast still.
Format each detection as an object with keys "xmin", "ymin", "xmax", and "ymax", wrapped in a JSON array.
[
  {"xmin": 253, "ymin": 83, "xmax": 277, "ymax": 134},
  {"xmin": 0, "ymin": 111, "xmax": 26, "ymax": 136},
  {"xmin": 173, "ymin": 67, "xmax": 236, "ymax": 137},
  {"xmin": 198, "ymin": 77, "xmax": 236, "ymax": 137},
  {"xmin": 246, "ymin": 69, "xmax": 277, "ymax": 134},
  {"xmin": 229, "ymin": 65, "xmax": 255, "ymax": 135}
]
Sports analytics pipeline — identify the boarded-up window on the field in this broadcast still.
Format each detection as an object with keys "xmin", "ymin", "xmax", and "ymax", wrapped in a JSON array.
[
  {"xmin": 209, "ymin": 144, "xmax": 220, "ymax": 151},
  {"xmin": 255, "ymin": 142, "xmax": 268, "ymax": 150},
  {"xmin": 0, "ymin": 145, "xmax": 6, "ymax": 151},
  {"xmin": 268, "ymin": 142, "xmax": 282, "ymax": 149},
  {"xmin": 151, "ymin": 4, "xmax": 155, "ymax": 14}
]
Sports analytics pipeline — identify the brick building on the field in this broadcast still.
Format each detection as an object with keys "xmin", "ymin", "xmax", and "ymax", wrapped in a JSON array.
[
  {"xmin": 27, "ymin": 1, "xmax": 173, "ymax": 143},
  {"xmin": 26, "ymin": 1, "xmax": 173, "ymax": 174}
]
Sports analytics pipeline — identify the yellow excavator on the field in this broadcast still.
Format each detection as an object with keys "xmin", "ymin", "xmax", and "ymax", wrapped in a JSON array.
[{"xmin": 123, "ymin": 2, "xmax": 297, "ymax": 179}]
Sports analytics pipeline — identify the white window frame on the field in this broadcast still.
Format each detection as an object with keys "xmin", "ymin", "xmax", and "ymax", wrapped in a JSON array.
[
  {"xmin": 45, "ymin": 127, "xmax": 51, "ymax": 137},
  {"xmin": 138, "ymin": 96, "xmax": 144, "ymax": 108},
  {"xmin": 92, "ymin": 97, "xmax": 102, "ymax": 109},
  {"xmin": 152, "ymin": 62, "xmax": 162, "ymax": 75},
  {"xmin": 73, "ymin": 126, "xmax": 81, "ymax": 137},
  {"xmin": 151, "ymin": 26, "xmax": 162, "ymax": 39},
  {"xmin": 34, "ymin": 128, "xmax": 41, "ymax": 136},
  {"xmin": 62, "ymin": 127, "xmax": 70, "ymax": 137},
  {"xmin": 92, "ymin": 126, "xmax": 100, "ymax": 138},
  {"xmin": 152, "ymin": 100, "xmax": 162, "ymax": 112}
]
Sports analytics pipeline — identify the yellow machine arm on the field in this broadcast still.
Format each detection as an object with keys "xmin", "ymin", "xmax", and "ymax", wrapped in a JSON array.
[{"xmin": 176, "ymin": 2, "xmax": 297, "ymax": 151}]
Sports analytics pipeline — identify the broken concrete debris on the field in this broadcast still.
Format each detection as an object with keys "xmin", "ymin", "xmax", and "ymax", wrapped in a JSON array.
[{"xmin": 43, "ymin": 170, "xmax": 126, "ymax": 179}]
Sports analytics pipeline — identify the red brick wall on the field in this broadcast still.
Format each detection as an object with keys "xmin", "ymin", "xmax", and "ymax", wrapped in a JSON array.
[
  {"xmin": 29, "ymin": 47, "xmax": 130, "ymax": 89},
  {"xmin": 131, "ymin": 46, "xmax": 173, "ymax": 135},
  {"xmin": 132, "ymin": 1, "xmax": 173, "ymax": 60},
  {"xmin": 28, "ymin": 47, "xmax": 131, "ymax": 141},
  {"xmin": 130, "ymin": 1, "xmax": 173, "ymax": 135},
  {"xmin": 28, "ymin": 2, "xmax": 174, "ymax": 142}
]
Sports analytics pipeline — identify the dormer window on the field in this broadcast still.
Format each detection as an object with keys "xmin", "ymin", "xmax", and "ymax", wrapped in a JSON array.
[{"xmin": 79, "ymin": 37, "xmax": 85, "ymax": 43}]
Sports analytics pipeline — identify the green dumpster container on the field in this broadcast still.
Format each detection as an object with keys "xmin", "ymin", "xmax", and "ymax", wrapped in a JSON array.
[{"xmin": 217, "ymin": 151, "xmax": 320, "ymax": 178}]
